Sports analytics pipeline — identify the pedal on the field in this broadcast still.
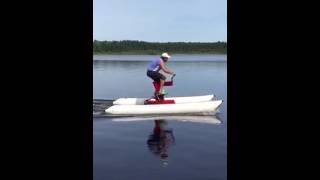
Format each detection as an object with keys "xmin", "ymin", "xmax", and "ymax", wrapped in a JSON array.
[
  {"xmin": 154, "ymin": 94, "xmax": 160, "ymax": 101},
  {"xmin": 157, "ymin": 94, "xmax": 165, "ymax": 100}
]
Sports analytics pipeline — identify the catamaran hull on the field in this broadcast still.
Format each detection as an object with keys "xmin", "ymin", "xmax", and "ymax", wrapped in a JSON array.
[
  {"xmin": 105, "ymin": 100, "xmax": 222, "ymax": 115},
  {"xmin": 113, "ymin": 94, "xmax": 214, "ymax": 105}
]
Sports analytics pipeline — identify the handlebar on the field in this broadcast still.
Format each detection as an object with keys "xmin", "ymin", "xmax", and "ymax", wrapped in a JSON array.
[{"xmin": 171, "ymin": 74, "xmax": 176, "ymax": 81}]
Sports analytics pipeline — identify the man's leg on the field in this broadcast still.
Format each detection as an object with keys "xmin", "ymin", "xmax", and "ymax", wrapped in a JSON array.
[{"xmin": 159, "ymin": 78, "xmax": 165, "ymax": 94}]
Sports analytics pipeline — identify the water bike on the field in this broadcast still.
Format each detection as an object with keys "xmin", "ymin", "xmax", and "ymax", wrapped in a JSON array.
[{"xmin": 105, "ymin": 75, "xmax": 223, "ymax": 116}]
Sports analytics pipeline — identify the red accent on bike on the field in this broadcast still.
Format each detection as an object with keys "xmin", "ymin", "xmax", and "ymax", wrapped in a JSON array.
[
  {"xmin": 164, "ymin": 81, "xmax": 173, "ymax": 86},
  {"xmin": 145, "ymin": 99, "xmax": 175, "ymax": 105},
  {"xmin": 153, "ymin": 80, "xmax": 173, "ymax": 94}
]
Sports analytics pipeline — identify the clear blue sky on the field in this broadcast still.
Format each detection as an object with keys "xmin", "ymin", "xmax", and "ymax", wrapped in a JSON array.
[{"xmin": 93, "ymin": 0, "xmax": 226, "ymax": 42}]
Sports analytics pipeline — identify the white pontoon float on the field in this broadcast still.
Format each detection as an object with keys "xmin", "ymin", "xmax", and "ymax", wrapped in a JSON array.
[{"xmin": 105, "ymin": 75, "xmax": 223, "ymax": 116}]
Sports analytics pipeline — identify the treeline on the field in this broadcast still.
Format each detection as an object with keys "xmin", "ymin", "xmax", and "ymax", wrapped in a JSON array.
[{"xmin": 93, "ymin": 40, "xmax": 227, "ymax": 54}]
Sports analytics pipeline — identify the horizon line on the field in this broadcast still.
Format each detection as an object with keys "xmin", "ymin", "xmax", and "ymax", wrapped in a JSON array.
[{"xmin": 93, "ymin": 39, "xmax": 227, "ymax": 43}]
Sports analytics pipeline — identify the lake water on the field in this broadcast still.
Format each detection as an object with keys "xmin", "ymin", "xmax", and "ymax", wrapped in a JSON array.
[{"xmin": 93, "ymin": 54, "xmax": 227, "ymax": 180}]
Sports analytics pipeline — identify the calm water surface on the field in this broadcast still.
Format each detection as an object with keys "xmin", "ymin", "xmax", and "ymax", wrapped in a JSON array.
[{"xmin": 93, "ymin": 54, "xmax": 227, "ymax": 180}]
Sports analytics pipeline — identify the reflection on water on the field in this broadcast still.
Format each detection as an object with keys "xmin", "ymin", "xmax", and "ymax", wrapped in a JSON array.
[
  {"xmin": 93, "ymin": 114, "xmax": 226, "ymax": 180},
  {"xmin": 147, "ymin": 120, "xmax": 175, "ymax": 167},
  {"xmin": 110, "ymin": 115, "xmax": 222, "ymax": 124}
]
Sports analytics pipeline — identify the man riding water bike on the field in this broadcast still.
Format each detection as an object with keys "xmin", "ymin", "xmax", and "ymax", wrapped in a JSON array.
[{"xmin": 146, "ymin": 52, "xmax": 175, "ymax": 96}]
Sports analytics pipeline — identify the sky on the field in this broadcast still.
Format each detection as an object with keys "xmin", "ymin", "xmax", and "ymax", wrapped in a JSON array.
[{"xmin": 93, "ymin": 0, "xmax": 227, "ymax": 42}]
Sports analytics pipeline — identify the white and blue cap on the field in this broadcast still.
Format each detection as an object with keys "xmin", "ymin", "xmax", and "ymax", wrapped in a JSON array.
[{"xmin": 161, "ymin": 52, "xmax": 171, "ymax": 58}]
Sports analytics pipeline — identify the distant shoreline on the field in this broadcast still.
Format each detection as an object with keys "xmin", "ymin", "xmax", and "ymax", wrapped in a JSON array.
[
  {"xmin": 93, "ymin": 52, "xmax": 226, "ymax": 55},
  {"xmin": 93, "ymin": 40, "xmax": 227, "ymax": 55}
]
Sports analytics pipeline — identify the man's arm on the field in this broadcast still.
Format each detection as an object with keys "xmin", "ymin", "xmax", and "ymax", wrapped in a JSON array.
[{"xmin": 159, "ymin": 60, "xmax": 175, "ymax": 75}]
